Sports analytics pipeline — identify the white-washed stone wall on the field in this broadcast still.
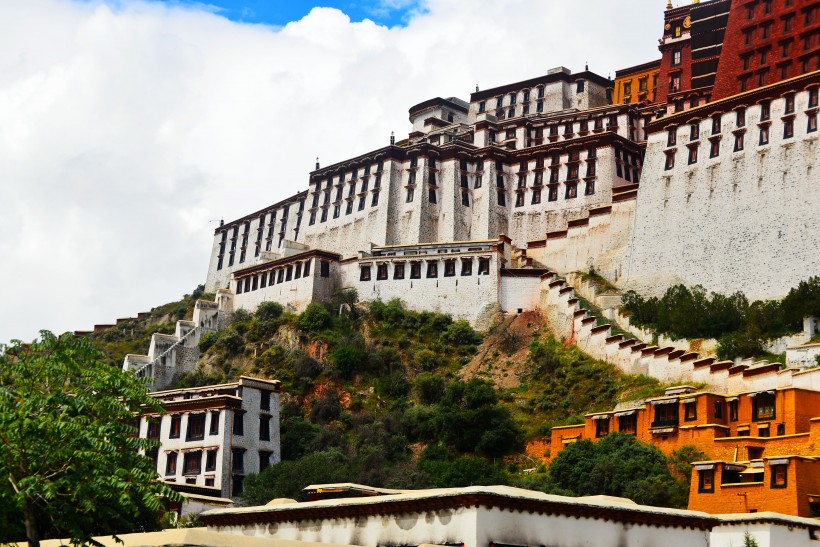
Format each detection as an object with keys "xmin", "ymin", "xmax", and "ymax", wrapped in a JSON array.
[{"xmin": 626, "ymin": 89, "xmax": 820, "ymax": 301}]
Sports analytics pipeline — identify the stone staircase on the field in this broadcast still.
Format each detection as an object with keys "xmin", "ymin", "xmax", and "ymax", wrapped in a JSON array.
[
  {"xmin": 122, "ymin": 289, "xmax": 234, "ymax": 391},
  {"xmin": 538, "ymin": 272, "xmax": 820, "ymax": 394}
]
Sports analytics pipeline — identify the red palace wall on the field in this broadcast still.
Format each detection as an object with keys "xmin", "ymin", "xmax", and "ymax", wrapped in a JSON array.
[{"xmin": 712, "ymin": 0, "xmax": 820, "ymax": 100}]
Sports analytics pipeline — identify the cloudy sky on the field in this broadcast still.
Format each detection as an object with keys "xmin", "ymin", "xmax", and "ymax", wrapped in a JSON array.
[{"xmin": 0, "ymin": 0, "xmax": 667, "ymax": 343}]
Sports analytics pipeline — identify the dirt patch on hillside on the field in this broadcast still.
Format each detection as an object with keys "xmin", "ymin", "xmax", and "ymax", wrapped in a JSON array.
[{"xmin": 459, "ymin": 311, "xmax": 544, "ymax": 389}]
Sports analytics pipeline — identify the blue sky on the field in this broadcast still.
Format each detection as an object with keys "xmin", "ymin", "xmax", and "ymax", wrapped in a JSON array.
[{"xmin": 159, "ymin": 0, "xmax": 424, "ymax": 26}]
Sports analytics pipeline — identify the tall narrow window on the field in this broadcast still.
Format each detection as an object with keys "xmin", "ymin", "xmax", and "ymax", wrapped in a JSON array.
[{"xmin": 209, "ymin": 411, "xmax": 220, "ymax": 435}]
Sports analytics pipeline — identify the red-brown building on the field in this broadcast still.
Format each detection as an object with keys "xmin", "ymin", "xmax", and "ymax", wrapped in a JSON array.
[
  {"xmin": 653, "ymin": 0, "xmax": 820, "ymax": 115},
  {"xmin": 548, "ymin": 385, "xmax": 820, "ymax": 517},
  {"xmin": 712, "ymin": 0, "xmax": 820, "ymax": 100}
]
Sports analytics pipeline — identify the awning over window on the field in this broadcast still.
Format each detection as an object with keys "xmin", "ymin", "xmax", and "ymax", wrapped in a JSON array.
[
  {"xmin": 750, "ymin": 390, "xmax": 775, "ymax": 397},
  {"xmin": 650, "ymin": 427, "xmax": 676, "ymax": 434},
  {"xmin": 768, "ymin": 458, "xmax": 790, "ymax": 466},
  {"xmin": 615, "ymin": 410, "xmax": 637, "ymax": 417},
  {"xmin": 592, "ymin": 414, "xmax": 610, "ymax": 420},
  {"xmin": 681, "ymin": 397, "xmax": 697, "ymax": 404},
  {"xmin": 651, "ymin": 398, "xmax": 678, "ymax": 406},
  {"xmin": 695, "ymin": 464, "xmax": 715, "ymax": 471}
]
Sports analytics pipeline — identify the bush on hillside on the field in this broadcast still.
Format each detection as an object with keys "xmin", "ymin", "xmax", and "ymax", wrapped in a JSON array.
[{"xmin": 298, "ymin": 303, "xmax": 331, "ymax": 333}]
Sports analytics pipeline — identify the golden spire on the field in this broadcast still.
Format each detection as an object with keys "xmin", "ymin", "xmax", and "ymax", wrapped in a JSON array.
[{"xmin": 666, "ymin": 0, "xmax": 673, "ymax": 8}]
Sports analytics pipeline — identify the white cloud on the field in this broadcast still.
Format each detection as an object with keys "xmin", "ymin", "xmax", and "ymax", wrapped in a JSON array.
[{"xmin": 0, "ymin": 0, "xmax": 664, "ymax": 342}]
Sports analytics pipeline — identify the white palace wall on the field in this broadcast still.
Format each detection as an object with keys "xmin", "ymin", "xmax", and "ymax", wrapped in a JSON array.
[{"xmin": 625, "ymin": 84, "xmax": 820, "ymax": 301}]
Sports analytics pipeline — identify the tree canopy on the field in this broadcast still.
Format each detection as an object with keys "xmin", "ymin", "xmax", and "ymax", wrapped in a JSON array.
[
  {"xmin": 547, "ymin": 432, "xmax": 692, "ymax": 508},
  {"xmin": 0, "ymin": 331, "xmax": 181, "ymax": 547}
]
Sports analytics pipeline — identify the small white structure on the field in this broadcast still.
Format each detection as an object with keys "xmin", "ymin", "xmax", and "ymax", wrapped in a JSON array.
[
  {"xmin": 199, "ymin": 484, "xmax": 820, "ymax": 547},
  {"xmin": 787, "ymin": 342, "xmax": 820, "ymax": 368},
  {"xmin": 137, "ymin": 376, "xmax": 281, "ymax": 515}
]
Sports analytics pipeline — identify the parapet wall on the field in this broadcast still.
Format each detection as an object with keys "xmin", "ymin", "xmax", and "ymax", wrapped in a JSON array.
[{"xmin": 526, "ymin": 193, "xmax": 636, "ymax": 285}]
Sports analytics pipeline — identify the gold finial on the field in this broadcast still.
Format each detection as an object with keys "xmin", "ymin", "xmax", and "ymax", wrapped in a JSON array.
[{"xmin": 666, "ymin": 0, "xmax": 673, "ymax": 9}]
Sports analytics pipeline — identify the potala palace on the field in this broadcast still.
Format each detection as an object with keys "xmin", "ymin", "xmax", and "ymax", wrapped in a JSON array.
[{"xmin": 202, "ymin": 0, "xmax": 819, "ymax": 328}]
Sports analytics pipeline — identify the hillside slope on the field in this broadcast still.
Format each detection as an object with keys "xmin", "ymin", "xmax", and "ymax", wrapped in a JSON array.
[{"xmin": 90, "ymin": 289, "xmax": 692, "ymax": 505}]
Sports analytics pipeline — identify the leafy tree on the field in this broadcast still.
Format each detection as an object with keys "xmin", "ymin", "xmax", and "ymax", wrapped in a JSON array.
[
  {"xmin": 414, "ymin": 373, "xmax": 446, "ymax": 404},
  {"xmin": 547, "ymin": 432, "xmax": 687, "ymax": 508},
  {"xmin": 781, "ymin": 276, "xmax": 820, "ymax": 328},
  {"xmin": 298, "ymin": 303, "xmax": 331, "ymax": 333},
  {"xmin": 242, "ymin": 450, "xmax": 351, "ymax": 504},
  {"xmin": 0, "ymin": 332, "xmax": 181, "ymax": 547}
]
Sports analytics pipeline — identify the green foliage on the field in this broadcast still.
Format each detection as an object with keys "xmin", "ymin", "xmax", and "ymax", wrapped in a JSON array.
[
  {"xmin": 280, "ymin": 416, "xmax": 325, "ymax": 461},
  {"xmin": 405, "ymin": 378, "xmax": 522, "ymax": 458},
  {"xmin": 298, "ymin": 303, "xmax": 332, "ymax": 333},
  {"xmin": 256, "ymin": 301, "xmax": 284, "ymax": 322},
  {"xmin": 441, "ymin": 320, "xmax": 482, "ymax": 348},
  {"xmin": 330, "ymin": 344, "xmax": 368, "ymax": 379},
  {"xmin": 330, "ymin": 288, "xmax": 360, "ymax": 317},
  {"xmin": 415, "ymin": 373, "xmax": 446, "ymax": 404},
  {"xmin": 242, "ymin": 450, "xmax": 352, "ymax": 504},
  {"xmin": 623, "ymin": 278, "xmax": 820, "ymax": 360},
  {"xmin": 0, "ymin": 332, "xmax": 182, "ymax": 545},
  {"xmin": 198, "ymin": 331, "xmax": 220, "ymax": 353},
  {"xmin": 547, "ymin": 433, "xmax": 688, "ymax": 508}
]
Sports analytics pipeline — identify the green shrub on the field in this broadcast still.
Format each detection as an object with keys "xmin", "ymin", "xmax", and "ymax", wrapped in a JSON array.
[
  {"xmin": 215, "ymin": 330, "xmax": 244, "ymax": 355},
  {"xmin": 256, "ymin": 301, "xmax": 284, "ymax": 322},
  {"xmin": 198, "ymin": 331, "xmax": 220, "ymax": 353},
  {"xmin": 441, "ymin": 320, "xmax": 482, "ymax": 347},
  {"xmin": 231, "ymin": 308, "xmax": 252, "ymax": 324},
  {"xmin": 414, "ymin": 349, "xmax": 443, "ymax": 371},
  {"xmin": 415, "ymin": 373, "xmax": 446, "ymax": 404},
  {"xmin": 298, "ymin": 303, "xmax": 331, "ymax": 333},
  {"xmin": 378, "ymin": 371, "xmax": 411, "ymax": 398},
  {"xmin": 330, "ymin": 344, "xmax": 367, "ymax": 379}
]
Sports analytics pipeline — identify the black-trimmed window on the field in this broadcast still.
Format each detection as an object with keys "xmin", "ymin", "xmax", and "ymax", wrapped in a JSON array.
[
  {"xmin": 584, "ymin": 180, "xmax": 595, "ymax": 196},
  {"xmin": 565, "ymin": 182, "xmax": 577, "ymax": 199},
  {"xmin": 320, "ymin": 261, "xmax": 330, "ymax": 278},
  {"xmin": 684, "ymin": 402, "xmax": 697, "ymax": 421},
  {"xmin": 710, "ymin": 139, "xmax": 720, "ymax": 158},
  {"xmin": 664, "ymin": 151, "xmax": 675, "ymax": 170},
  {"xmin": 303, "ymin": 260, "xmax": 311, "ymax": 277},
  {"xmin": 233, "ymin": 410, "xmax": 244, "ymax": 436},
  {"xmin": 461, "ymin": 260, "xmax": 473, "ymax": 276},
  {"xmin": 618, "ymin": 414, "xmax": 637, "ymax": 434},
  {"xmin": 259, "ymin": 416, "xmax": 271, "ymax": 441},
  {"xmin": 360, "ymin": 266, "xmax": 372, "ymax": 281},
  {"xmin": 760, "ymin": 125, "xmax": 770, "ymax": 145},
  {"xmin": 147, "ymin": 418, "xmax": 161, "ymax": 440},
  {"xmin": 169, "ymin": 415, "xmax": 181, "ymax": 439},
  {"xmin": 753, "ymin": 392, "xmax": 776, "ymax": 421},
  {"xmin": 515, "ymin": 192, "xmax": 524, "ymax": 207},
  {"xmin": 277, "ymin": 269, "xmax": 284, "ymax": 284},
  {"xmin": 532, "ymin": 189, "xmax": 542, "ymax": 204},
  {"xmin": 426, "ymin": 262, "xmax": 438, "ymax": 278},
  {"xmin": 688, "ymin": 146, "xmax": 698, "ymax": 165},
  {"xmin": 410, "ymin": 262, "xmax": 421, "ymax": 279},
  {"xmin": 714, "ymin": 401, "xmax": 723, "ymax": 419},
  {"xmin": 690, "ymin": 123, "xmax": 700, "ymax": 140},
  {"xmin": 294, "ymin": 262, "xmax": 302, "ymax": 279},
  {"xmin": 698, "ymin": 469, "xmax": 715, "ymax": 493},
  {"xmin": 443, "ymin": 261, "xmax": 456, "ymax": 277},
  {"xmin": 734, "ymin": 132, "xmax": 744, "ymax": 152},
  {"xmin": 595, "ymin": 418, "xmax": 609, "ymax": 438},
  {"xmin": 736, "ymin": 109, "xmax": 745, "ymax": 128},
  {"xmin": 729, "ymin": 399, "xmax": 739, "ymax": 422},
  {"xmin": 232, "ymin": 448, "xmax": 245, "ymax": 474},
  {"xmin": 652, "ymin": 402, "xmax": 679, "ymax": 427},
  {"xmin": 784, "ymin": 119, "xmax": 794, "ymax": 139},
  {"xmin": 497, "ymin": 190, "xmax": 506, "ymax": 206},
  {"xmin": 712, "ymin": 114, "xmax": 722, "ymax": 134},
  {"xmin": 760, "ymin": 100, "xmax": 771, "ymax": 121},
  {"xmin": 771, "ymin": 464, "xmax": 788, "ymax": 489},
  {"xmin": 183, "ymin": 451, "xmax": 202, "ymax": 475},
  {"xmin": 285, "ymin": 265, "xmax": 293, "ymax": 281},
  {"xmin": 809, "ymin": 88, "xmax": 819, "ymax": 108},
  {"xmin": 377, "ymin": 264, "xmax": 388, "ymax": 280},
  {"xmin": 232, "ymin": 476, "xmax": 244, "ymax": 497},
  {"xmin": 205, "ymin": 450, "xmax": 217, "ymax": 472},
  {"xmin": 785, "ymin": 93, "xmax": 795, "ymax": 114},
  {"xmin": 165, "ymin": 452, "xmax": 177, "ymax": 475},
  {"xmin": 259, "ymin": 450, "xmax": 272, "ymax": 473},
  {"xmin": 478, "ymin": 258, "xmax": 490, "ymax": 276},
  {"xmin": 394, "ymin": 263, "xmax": 405, "ymax": 280},
  {"xmin": 209, "ymin": 411, "xmax": 220, "ymax": 435},
  {"xmin": 808, "ymin": 113, "xmax": 818, "ymax": 133},
  {"xmin": 186, "ymin": 414, "xmax": 205, "ymax": 441}
]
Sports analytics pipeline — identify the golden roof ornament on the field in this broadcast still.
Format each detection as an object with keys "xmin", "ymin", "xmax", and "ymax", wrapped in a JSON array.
[{"xmin": 666, "ymin": 0, "xmax": 673, "ymax": 9}]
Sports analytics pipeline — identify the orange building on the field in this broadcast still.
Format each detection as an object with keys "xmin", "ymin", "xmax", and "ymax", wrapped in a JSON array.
[
  {"xmin": 613, "ymin": 59, "xmax": 661, "ymax": 105},
  {"xmin": 548, "ymin": 385, "xmax": 820, "ymax": 517}
]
